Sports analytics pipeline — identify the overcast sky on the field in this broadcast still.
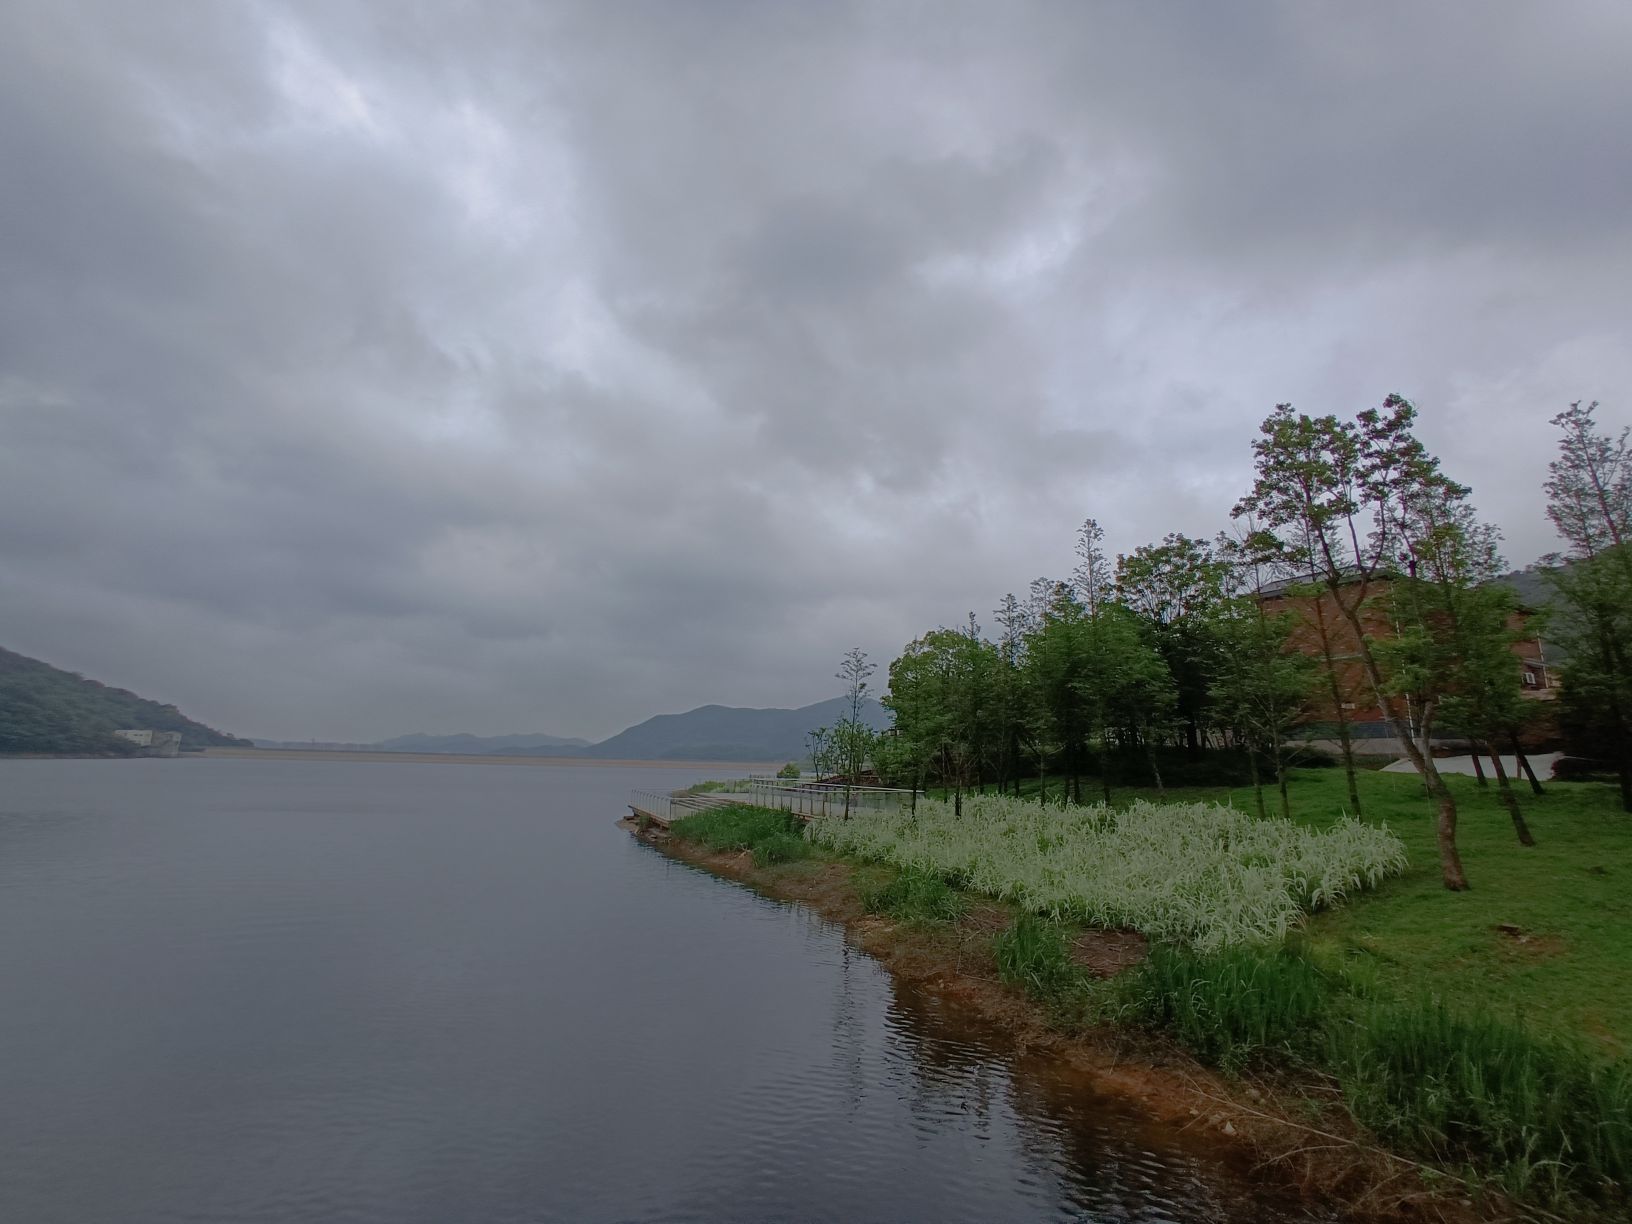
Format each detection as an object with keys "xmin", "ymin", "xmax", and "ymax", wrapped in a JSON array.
[{"xmin": 3, "ymin": 2, "xmax": 1630, "ymax": 742}]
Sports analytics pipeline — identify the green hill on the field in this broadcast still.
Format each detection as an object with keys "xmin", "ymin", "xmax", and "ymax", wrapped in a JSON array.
[
  {"xmin": 0, "ymin": 647, "xmax": 247, "ymax": 755},
  {"xmin": 582, "ymin": 696, "xmax": 890, "ymax": 762}
]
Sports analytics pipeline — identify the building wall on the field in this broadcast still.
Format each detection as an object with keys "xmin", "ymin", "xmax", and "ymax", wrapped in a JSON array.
[{"xmin": 1260, "ymin": 577, "xmax": 1554, "ymax": 734}]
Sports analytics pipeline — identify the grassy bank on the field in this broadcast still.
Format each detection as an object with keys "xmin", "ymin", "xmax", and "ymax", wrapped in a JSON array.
[
  {"xmin": 948, "ymin": 768, "xmax": 1632, "ymax": 1056},
  {"xmin": 654, "ymin": 775, "xmax": 1632, "ymax": 1215}
]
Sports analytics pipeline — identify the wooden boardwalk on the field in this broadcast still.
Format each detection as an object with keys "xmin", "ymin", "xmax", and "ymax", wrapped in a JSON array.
[{"xmin": 626, "ymin": 789, "xmax": 746, "ymax": 829}]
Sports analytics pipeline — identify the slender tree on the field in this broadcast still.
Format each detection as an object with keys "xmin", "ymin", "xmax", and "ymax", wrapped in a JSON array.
[
  {"xmin": 1234, "ymin": 397, "xmax": 1472, "ymax": 889},
  {"xmin": 833, "ymin": 647, "xmax": 877, "ymax": 819},
  {"xmin": 1542, "ymin": 400, "xmax": 1632, "ymax": 811},
  {"xmin": 1116, "ymin": 533, "xmax": 1231, "ymax": 758}
]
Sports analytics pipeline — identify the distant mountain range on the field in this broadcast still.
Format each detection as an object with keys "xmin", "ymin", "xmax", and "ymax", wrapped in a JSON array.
[
  {"xmin": 254, "ymin": 696, "xmax": 891, "ymax": 762},
  {"xmin": 0, "ymin": 646, "xmax": 249, "ymax": 755}
]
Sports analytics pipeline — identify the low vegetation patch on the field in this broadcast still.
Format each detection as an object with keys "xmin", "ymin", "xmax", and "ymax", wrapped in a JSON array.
[
  {"xmin": 667, "ymin": 803, "xmax": 800, "ymax": 854},
  {"xmin": 860, "ymin": 865, "xmax": 965, "ymax": 924},
  {"xmin": 1331, "ymin": 1001, "xmax": 1632, "ymax": 1206},
  {"xmin": 1116, "ymin": 942, "xmax": 1328, "ymax": 1069},
  {"xmin": 750, "ymin": 831, "xmax": 813, "ymax": 867},
  {"xmin": 810, "ymin": 792, "xmax": 1408, "ymax": 950},
  {"xmin": 993, "ymin": 914, "xmax": 1088, "ymax": 1011},
  {"xmin": 1117, "ymin": 938, "xmax": 1632, "ymax": 1209}
]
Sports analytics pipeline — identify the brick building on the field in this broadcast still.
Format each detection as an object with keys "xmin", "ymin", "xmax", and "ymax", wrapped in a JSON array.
[{"xmin": 1257, "ymin": 573, "xmax": 1559, "ymax": 740}]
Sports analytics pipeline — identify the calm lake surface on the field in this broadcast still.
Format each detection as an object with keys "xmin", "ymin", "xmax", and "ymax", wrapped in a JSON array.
[{"xmin": 0, "ymin": 758, "xmax": 1328, "ymax": 1223}]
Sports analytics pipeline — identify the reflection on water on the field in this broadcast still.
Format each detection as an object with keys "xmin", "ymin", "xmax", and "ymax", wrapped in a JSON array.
[{"xmin": 0, "ymin": 758, "xmax": 1328, "ymax": 1223}]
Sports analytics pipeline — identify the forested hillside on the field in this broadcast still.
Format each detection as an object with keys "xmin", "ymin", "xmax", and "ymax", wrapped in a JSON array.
[
  {"xmin": 583, "ymin": 696, "xmax": 890, "ymax": 761},
  {"xmin": 0, "ymin": 647, "xmax": 247, "ymax": 754}
]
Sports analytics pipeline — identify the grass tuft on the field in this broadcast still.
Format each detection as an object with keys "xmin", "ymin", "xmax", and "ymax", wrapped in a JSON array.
[
  {"xmin": 861, "ymin": 866, "xmax": 965, "ymax": 924},
  {"xmin": 994, "ymin": 914, "xmax": 1088, "ymax": 1011},
  {"xmin": 1331, "ymin": 1001, "xmax": 1632, "ymax": 1205},
  {"xmin": 668, "ymin": 803, "xmax": 801, "ymax": 854},
  {"xmin": 751, "ymin": 831, "xmax": 813, "ymax": 867},
  {"xmin": 1117, "ymin": 942, "xmax": 1328, "ymax": 1069}
]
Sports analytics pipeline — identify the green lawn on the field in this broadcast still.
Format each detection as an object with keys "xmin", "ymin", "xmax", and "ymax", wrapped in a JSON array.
[
  {"xmin": 1288, "ymin": 770, "xmax": 1632, "ymax": 1056},
  {"xmin": 955, "ymin": 767, "xmax": 1632, "ymax": 1054}
]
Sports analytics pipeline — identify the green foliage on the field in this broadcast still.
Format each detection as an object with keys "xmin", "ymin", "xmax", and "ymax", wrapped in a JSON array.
[
  {"xmin": 1119, "ymin": 932, "xmax": 1632, "ymax": 1207},
  {"xmin": 751, "ymin": 831, "xmax": 813, "ymax": 867},
  {"xmin": 1118, "ymin": 943, "xmax": 1328, "ymax": 1068},
  {"xmin": 1331, "ymin": 1002, "xmax": 1632, "ymax": 1205},
  {"xmin": 776, "ymin": 761, "xmax": 801, "ymax": 779},
  {"xmin": 861, "ymin": 866, "xmax": 964, "ymax": 924},
  {"xmin": 810, "ymin": 791, "xmax": 1407, "ymax": 950},
  {"xmin": 0, "ymin": 645, "xmax": 246, "ymax": 754},
  {"xmin": 994, "ymin": 914, "xmax": 1086, "ymax": 1006},
  {"xmin": 667, "ymin": 803, "xmax": 801, "ymax": 852}
]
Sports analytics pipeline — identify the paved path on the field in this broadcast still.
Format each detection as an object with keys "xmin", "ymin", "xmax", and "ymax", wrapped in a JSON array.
[{"xmin": 1381, "ymin": 752, "xmax": 1560, "ymax": 778}]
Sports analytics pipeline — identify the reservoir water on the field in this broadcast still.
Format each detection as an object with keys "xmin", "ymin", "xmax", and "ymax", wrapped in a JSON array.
[{"xmin": 0, "ymin": 758, "xmax": 1327, "ymax": 1222}]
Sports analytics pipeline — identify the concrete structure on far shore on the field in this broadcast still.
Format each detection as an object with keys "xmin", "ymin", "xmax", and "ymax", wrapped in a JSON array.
[{"xmin": 113, "ymin": 729, "xmax": 183, "ymax": 757}]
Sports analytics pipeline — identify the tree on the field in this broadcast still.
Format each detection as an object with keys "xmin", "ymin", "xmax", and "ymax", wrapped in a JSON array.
[
  {"xmin": 1213, "ymin": 536, "xmax": 1315, "ymax": 819},
  {"xmin": 1024, "ymin": 581, "xmax": 1092, "ymax": 802},
  {"xmin": 1234, "ymin": 397, "xmax": 1472, "ymax": 890},
  {"xmin": 1374, "ymin": 488, "xmax": 1534, "ymax": 847},
  {"xmin": 833, "ymin": 647, "xmax": 877, "ymax": 819},
  {"xmin": 1116, "ymin": 533, "xmax": 1232, "ymax": 758},
  {"xmin": 805, "ymin": 725, "xmax": 833, "ymax": 781},
  {"xmin": 1541, "ymin": 400, "xmax": 1632, "ymax": 811},
  {"xmin": 1086, "ymin": 604, "xmax": 1177, "ymax": 794},
  {"xmin": 992, "ymin": 592, "xmax": 1030, "ymax": 796}
]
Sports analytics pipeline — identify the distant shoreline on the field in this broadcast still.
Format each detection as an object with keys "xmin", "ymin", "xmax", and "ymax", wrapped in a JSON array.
[{"xmin": 199, "ymin": 746, "xmax": 771, "ymax": 769}]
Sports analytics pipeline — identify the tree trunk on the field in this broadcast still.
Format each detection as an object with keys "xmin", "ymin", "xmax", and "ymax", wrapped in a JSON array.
[
  {"xmin": 1432, "ymin": 776, "xmax": 1470, "ymax": 891},
  {"xmin": 1485, "ymin": 746, "xmax": 1535, "ymax": 846},
  {"xmin": 1273, "ymin": 739, "xmax": 1291, "ymax": 820},
  {"xmin": 1186, "ymin": 718, "xmax": 1199, "ymax": 759},
  {"xmin": 1247, "ymin": 745, "xmax": 1267, "ymax": 820},
  {"xmin": 1312, "ymin": 595, "xmax": 1363, "ymax": 815},
  {"xmin": 1469, "ymin": 749, "xmax": 1487, "ymax": 786},
  {"xmin": 1098, "ymin": 737, "xmax": 1113, "ymax": 805},
  {"xmin": 1510, "ymin": 732, "xmax": 1544, "ymax": 796},
  {"xmin": 1142, "ymin": 725, "xmax": 1165, "ymax": 795},
  {"xmin": 1330, "ymin": 583, "xmax": 1465, "ymax": 889}
]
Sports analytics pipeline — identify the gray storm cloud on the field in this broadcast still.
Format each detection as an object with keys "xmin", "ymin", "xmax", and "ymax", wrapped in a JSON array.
[{"xmin": 2, "ymin": 1, "xmax": 1629, "ymax": 741}]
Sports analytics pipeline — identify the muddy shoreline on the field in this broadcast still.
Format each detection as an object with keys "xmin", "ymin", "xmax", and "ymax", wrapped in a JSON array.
[{"xmin": 627, "ymin": 818, "xmax": 1509, "ymax": 1224}]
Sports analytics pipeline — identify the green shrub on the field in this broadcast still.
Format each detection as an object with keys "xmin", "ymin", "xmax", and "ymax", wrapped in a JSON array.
[
  {"xmin": 1332, "ymin": 1001, "xmax": 1632, "ymax": 1206},
  {"xmin": 777, "ymin": 762, "xmax": 801, "ymax": 779},
  {"xmin": 861, "ymin": 866, "xmax": 964, "ymax": 924},
  {"xmin": 1119, "ymin": 943, "xmax": 1328, "ymax": 1068},
  {"xmin": 752, "ymin": 831, "xmax": 813, "ymax": 867},
  {"xmin": 994, "ymin": 914, "xmax": 1086, "ymax": 1006}
]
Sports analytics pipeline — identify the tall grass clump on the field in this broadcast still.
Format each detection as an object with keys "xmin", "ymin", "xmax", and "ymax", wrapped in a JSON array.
[
  {"xmin": 809, "ymin": 793, "xmax": 1407, "ymax": 949},
  {"xmin": 1333, "ymin": 1002, "xmax": 1632, "ymax": 1206},
  {"xmin": 994, "ymin": 914, "xmax": 1086, "ymax": 1007},
  {"xmin": 861, "ymin": 866, "xmax": 965, "ymax": 924},
  {"xmin": 668, "ymin": 804, "xmax": 800, "ymax": 853},
  {"xmin": 751, "ymin": 831, "xmax": 813, "ymax": 866},
  {"xmin": 1118, "ymin": 943, "xmax": 1328, "ymax": 1068}
]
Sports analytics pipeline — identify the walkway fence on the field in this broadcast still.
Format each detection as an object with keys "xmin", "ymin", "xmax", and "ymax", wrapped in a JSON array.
[
  {"xmin": 628, "ymin": 781, "xmax": 920, "ymax": 827},
  {"xmin": 626, "ymin": 789, "xmax": 741, "ymax": 825},
  {"xmin": 744, "ymin": 780, "xmax": 918, "ymax": 819}
]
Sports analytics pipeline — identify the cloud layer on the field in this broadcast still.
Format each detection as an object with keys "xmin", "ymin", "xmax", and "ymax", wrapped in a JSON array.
[{"xmin": 3, "ymin": 2, "xmax": 1630, "ymax": 740}]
